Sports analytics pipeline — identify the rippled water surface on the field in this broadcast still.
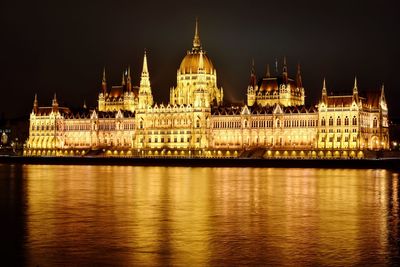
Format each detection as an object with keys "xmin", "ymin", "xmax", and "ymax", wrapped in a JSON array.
[{"xmin": 0, "ymin": 164, "xmax": 399, "ymax": 266}]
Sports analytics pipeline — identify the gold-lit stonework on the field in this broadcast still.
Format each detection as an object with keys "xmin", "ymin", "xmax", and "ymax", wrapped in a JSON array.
[{"xmin": 25, "ymin": 20, "xmax": 390, "ymax": 158}]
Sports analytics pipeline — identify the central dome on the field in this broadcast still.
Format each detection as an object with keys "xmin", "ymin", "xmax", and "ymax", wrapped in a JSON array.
[{"xmin": 179, "ymin": 51, "xmax": 214, "ymax": 74}]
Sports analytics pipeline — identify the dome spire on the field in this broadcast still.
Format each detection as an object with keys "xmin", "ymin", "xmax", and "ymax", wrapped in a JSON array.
[
  {"xmin": 193, "ymin": 17, "xmax": 201, "ymax": 50},
  {"xmin": 265, "ymin": 64, "xmax": 270, "ymax": 78}
]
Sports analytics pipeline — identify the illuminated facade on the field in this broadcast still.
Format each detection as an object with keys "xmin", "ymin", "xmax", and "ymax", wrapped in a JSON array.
[{"xmin": 25, "ymin": 20, "xmax": 390, "ymax": 158}]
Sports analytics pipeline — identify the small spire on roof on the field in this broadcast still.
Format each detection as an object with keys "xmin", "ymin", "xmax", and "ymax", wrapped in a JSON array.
[
  {"xmin": 265, "ymin": 64, "xmax": 270, "ymax": 78},
  {"xmin": 322, "ymin": 78, "xmax": 327, "ymax": 95},
  {"xmin": 33, "ymin": 93, "xmax": 38, "ymax": 113},
  {"xmin": 121, "ymin": 71, "xmax": 126, "ymax": 86},
  {"xmin": 353, "ymin": 76, "xmax": 358, "ymax": 89},
  {"xmin": 101, "ymin": 67, "xmax": 107, "ymax": 94},
  {"xmin": 296, "ymin": 63, "xmax": 302, "ymax": 88},
  {"xmin": 353, "ymin": 76, "xmax": 358, "ymax": 99},
  {"xmin": 127, "ymin": 65, "xmax": 132, "ymax": 92},
  {"xmin": 52, "ymin": 93, "xmax": 58, "ymax": 112},
  {"xmin": 282, "ymin": 56, "xmax": 288, "ymax": 83}
]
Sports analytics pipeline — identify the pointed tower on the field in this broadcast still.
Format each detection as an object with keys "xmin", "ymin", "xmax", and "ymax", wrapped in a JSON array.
[
  {"xmin": 353, "ymin": 76, "xmax": 359, "ymax": 103},
  {"xmin": 33, "ymin": 94, "xmax": 38, "ymax": 114},
  {"xmin": 246, "ymin": 59, "xmax": 257, "ymax": 107},
  {"xmin": 126, "ymin": 66, "xmax": 132, "ymax": 92},
  {"xmin": 380, "ymin": 83, "xmax": 387, "ymax": 109},
  {"xmin": 265, "ymin": 64, "xmax": 271, "ymax": 78},
  {"xmin": 139, "ymin": 50, "xmax": 153, "ymax": 108},
  {"xmin": 52, "ymin": 93, "xmax": 59, "ymax": 112},
  {"xmin": 296, "ymin": 63, "xmax": 302, "ymax": 88},
  {"xmin": 282, "ymin": 56, "xmax": 288, "ymax": 83},
  {"xmin": 321, "ymin": 78, "xmax": 328, "ymax": 104},
  {"xmin": 193, "ymin": 17, "xmax": 201, "ymax": 51},
  {"xmin": 249, "ymin": 59, "xmax": 257, "ymax": 89},
  {"xmin": 101, "ymin": 68, "xmax": 107, "ymax": 94},
  {"xmin": 121, "ymin": 71, "xmax": 126, "ymax": 87}
]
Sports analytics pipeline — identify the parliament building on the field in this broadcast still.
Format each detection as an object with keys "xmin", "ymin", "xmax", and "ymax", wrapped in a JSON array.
[{"xmin": 25, "ymin": 20, "xmax": 390, "ymax": 158}]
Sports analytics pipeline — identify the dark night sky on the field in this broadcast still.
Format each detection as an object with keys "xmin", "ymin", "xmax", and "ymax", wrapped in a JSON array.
[{"xmin": 1, "ymin": 0, "xmax": 399, "ymax": 119}]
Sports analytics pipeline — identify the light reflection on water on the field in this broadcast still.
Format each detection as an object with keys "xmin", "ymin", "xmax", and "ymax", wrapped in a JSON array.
[{"xmin": 1, "ymin": 165, "xmax": 399, "ymax": 265}]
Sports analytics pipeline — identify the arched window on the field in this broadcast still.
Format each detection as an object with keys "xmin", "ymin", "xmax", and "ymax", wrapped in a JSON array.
[
  {"xmin": 276, "ymin": 119, "xmax": 280, "ymax": 128},
  {"xmin": 321, "ymin": 117, "xmax": 326, "ymax": 126},
  {"xmin": 373, "ymin": 117, "xmax": 378, "ymax": 128},
  {"xmin": 329, "ymin": 116, "xmax": 333, "ymax": 126},
  {"xmin": 352, "ymin": 116, "xmax": 357, "ymax": 126},
  {"xmin": 345, "ymin": 116, "xmax": 349, "ymax": 126},
  {"xmin": 337, "ymin": 116, "xmax": 341, "ymax": 126},
  {"xmin": 196, "ymin": 120, "xmax": 200, "ymax": 128},
  {"xmin": 139, "ymin": 120, "xmax": 143, "ymax": 129}
]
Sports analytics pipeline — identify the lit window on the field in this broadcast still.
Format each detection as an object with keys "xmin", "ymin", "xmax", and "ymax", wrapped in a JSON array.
[
  {"xmin": 373, "ymin": 117, "xmax": 378, "ymax": 128},
  {"xmin": 352, "ymin": 116, "xmax": 357, "ymax": 126}
]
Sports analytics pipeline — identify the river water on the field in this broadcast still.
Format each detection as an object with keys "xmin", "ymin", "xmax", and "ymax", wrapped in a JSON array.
[{"xmin": 0, "ymin": 164, "xmax": 399, "ymax": 266}]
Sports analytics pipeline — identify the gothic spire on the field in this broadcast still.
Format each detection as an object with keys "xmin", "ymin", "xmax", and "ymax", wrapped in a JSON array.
[
  {"xmin": 140, "ymin": 50, "xmax": 151, "ymax": 88},
  {"xmin": 282, "ymin": 56, "xmax": 288, "ymax": 83},
  {"xmin": 296, "ymin": 63, "xmax": 302, "ymax": 88},
  {"xmin": 353, "ymin": 76, "xmax": 358, "ymax": 92},
  {"xmin": 52, "ymin": 93, "xmax": 58, "ymax": 112},
  {"xmin": 121, "ymin": 71, "xmax": 126, "ymax": 86},
  {"xmin": 193, "ymin": 17, "xmax": 201, "ymax": 50},
  {"xmin": 33, "ymin": 94, "xmax": 38, "ymax": 114},
  {"xmin": 101, "ymin": 67, "xmax": 107, "ymax": 94},
  {"xmin": 142, "ymin": 49, "xmax": 149, "ymax": 75},
  {"xmin": 249, "ymin": 59, "xmax": 257, "ymax": 88},
  {"xmin": 139, "ymin": 50, "xmax": 153, "ymax": 108},
  {"xmin": 380, "ymin": 83, "xmax": 386, "ymax": 102},
  {"xmin": 265, "ymin": 64, "xmax": 270, "ymax": 78},
  {"xmin": 127, "ymin": 65, "xmax": 132, "ymax": 92},
  {"xmin": 322, "ymin": 78, "xmax": 327, "ymax": 103},
  {"xmin": 353, "ymin": 76, "xmax": 358, "ymax": 102}
]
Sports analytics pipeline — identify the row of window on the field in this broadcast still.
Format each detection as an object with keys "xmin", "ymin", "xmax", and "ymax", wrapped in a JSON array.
[
  {"xmin": 139, "ymin": 120, "xmax": 201, "ymax": 129},
  {"xmin": 142, "ymin": 137, "xmax": 201, "ymax": 143},
  {"xmin": 321, "ymin": 136, "xmax": 357, "ymax": 142},
  {"xmin": 321, "ymin": 116, "xmax": 357, "ymax": 126},
  {"xmin": 321, "ymin": 129, "xmax": 357, "ymax": 133},
  {"xmin": 147, "ymin": 130, "xmax": 189, "ymax": 135},
  {"xmin": 214, "ymin": 121, "xmax": 241, "ymax": 128},
  {"xmin": 213, "ymin": 119, "xmax": 318, "ymax": 129}
]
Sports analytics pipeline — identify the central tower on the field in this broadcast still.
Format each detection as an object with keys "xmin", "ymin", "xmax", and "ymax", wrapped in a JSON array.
[{"xmin": 170, "ymin": 19, "xmax": 223, "ymax": 107}]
